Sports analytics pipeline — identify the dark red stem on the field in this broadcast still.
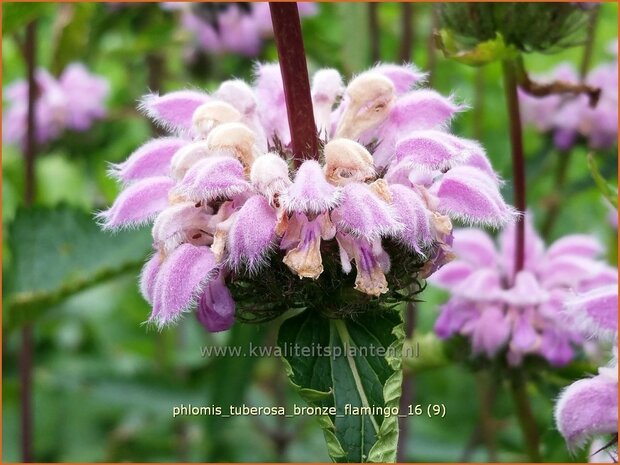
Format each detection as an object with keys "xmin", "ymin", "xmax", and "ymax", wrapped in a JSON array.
[
  {"xmin": 21, "ymin": 20, "xmax": 38, "ymax": 463},
  {"xmin": 502, "ymin": 59, "xmax": 526, "ymax": 275},
  {"xmin": 269, "ymin": 3, "xmax": 318, "ymax": 166}
]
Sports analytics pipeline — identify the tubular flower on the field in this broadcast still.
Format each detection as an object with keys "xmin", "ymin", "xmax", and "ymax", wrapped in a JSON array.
[
  {"xmin": 519, "ymin": 45, "xmax": 618, "ymax": 151},
  {"xmin": 554, "ymin": 231, "xmax": 618, "ymax": 458},
  {"xmin": 100, "ymin": 62, "xmax": 514, "ymax": 332},
  {"xmin": 164, "ymin": 2, "xmax": 316, "ymax": 57},
  {"xmin": 430, "ymin": 217, "xmax": 617, "ymax": 366},
  {"xmin": 3, "ymin": 63, "xmax": 109, "ymax": 147}
]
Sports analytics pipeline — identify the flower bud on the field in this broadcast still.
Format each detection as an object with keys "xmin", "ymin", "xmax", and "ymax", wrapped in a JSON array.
[{"xmin": 192, "ymin": 101, "xmax": 242, "ymax": 138}]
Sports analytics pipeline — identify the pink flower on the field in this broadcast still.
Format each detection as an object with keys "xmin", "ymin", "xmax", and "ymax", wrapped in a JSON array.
[
  {"xmin": 554, "ymin": 233, "xmax": 618, "ymax": 455},
  {"xmin": 430, "ymin": 217, "xmax": 616, "ymax": 365},
  {"xmin": 3, "ymin": 64, "xmax": 109, "ymax": 147},
  {"xmin": 100, "ymin": 62, "xmax": 514, "ymax": 331},
  {"xmin": 166, "ymin": 3, "xmax": 316, "ymax": 57},
  {"xmin": 519, "ymin": 50, "xmax": 618, "ymax": 151}
]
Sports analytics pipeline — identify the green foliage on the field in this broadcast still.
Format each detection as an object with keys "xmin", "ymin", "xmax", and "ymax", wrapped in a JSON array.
[
  {"xmin": 278, "ymin": 309, "xmax": 404, "ymax": 462},
  {"xmin": 4, "ymin": 205, "xmax": 151, "ymax": 328},
  {"xmin": 1, "ymin": 2, "xmax": 617, "ymax": 462},
  {"xmin": 2, "ymin": 2, "xmax": 55, "ymax": 35},
  {"xmin": 438, "ymin": 3, "xmax": 595, "ymax": 54}
]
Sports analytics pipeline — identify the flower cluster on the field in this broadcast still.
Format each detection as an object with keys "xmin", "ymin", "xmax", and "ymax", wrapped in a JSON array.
[
  {"xmin": 554, "ymin": 237, "xmax": 618, "ymax": 459},
  {"xmin": 3, "ymin": 63, "xmax": 109, "ymax": 147},
  {"xmin": 430, "ymin": 218, "xmax": 617, "ymax": 366},
  {"xmin": 165, "ymin": 2, "xmax": 316, "ymax": 57},
  {"xmin": 519, "ymin": 43, "xmax": 618, "ymax": 151},
  {"xmin": 99, "ymin": 62, "xmax": 515, "ymax": 332}
]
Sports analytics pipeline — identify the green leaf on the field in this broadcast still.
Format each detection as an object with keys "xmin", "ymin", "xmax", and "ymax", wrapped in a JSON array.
[
  {"xmin": 5, "ymin": 205, "xmax": 151, "ymax": 329},
  {"xmin": 2, "ymin": 3, "xmax": 54, "ymax": 35},
  {"xmin": 278, "ymin": 308, "xmax": 404, "ymax": 462},
  {"xmin": 436, "ymin": 30, "xmax": 519, "ymax": 67},
  {"xmin": 587, "ymin": 153, "xmax": 618, "ymax": 209}
]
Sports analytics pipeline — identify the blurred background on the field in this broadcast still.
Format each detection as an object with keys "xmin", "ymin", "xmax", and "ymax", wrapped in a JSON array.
[{"xmin": 2, "ymin": 2, "xmax": 618, "ymax": 462}]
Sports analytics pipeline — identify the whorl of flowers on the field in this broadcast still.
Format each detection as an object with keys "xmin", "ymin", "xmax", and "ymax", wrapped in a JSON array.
[
  {"xmin": 165, "ymin": 2, "xmax": 316, "ymax": 57},
  {"xmin": 554, "ymin": 263, "xmax": 617, "ymax": 458},
  {"xmin": 3, "ymin": 63, "xmax": 109, "ymax": 146},
  {"xmin": 430, "ymin": 217, "xmax": 618, "ymax": 366},
  {"xmin": 519, "ymin": 43, "xmax": 618, "ymax": 151},
  {"xmin": 99, "ymin": 62, "xmax": 515, "ymax": 332}
]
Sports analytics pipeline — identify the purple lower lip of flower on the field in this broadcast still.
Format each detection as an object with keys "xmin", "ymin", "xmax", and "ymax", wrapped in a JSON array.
[
  {"xmin": 469, "ymin": 305, "xmax": 511, "ymax": 357},
  {"xmin": 281, "ymin": 213, "xmax": 334, "ymax": 279},
  {"xmin": 510, "ymin": 314, "xmax": 539, "ymax": 352},
  {"xmin": 540, "ymin": 328, "xmax": 574, "ymax": 366},
  {"xmin": 434, "ymin": 299, "xmax": 477, "ymax": 339},
  {"xmin": 555, "ymin": 374, "xmax": 618, "ymax": 450},
  {"xmin": 196, "ymin": 272, "xmax": 235, "ymax": 332}
]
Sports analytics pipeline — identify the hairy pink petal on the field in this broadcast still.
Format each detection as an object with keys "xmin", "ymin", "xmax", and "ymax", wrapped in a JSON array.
[
  {"xmin": 499, "ymin": 217, "xmax": 545, "ymax": 275},
  {"xmin": 567, "ymin": 285, "xmax": 618, "ymax": 334},
  {"xmin": 436, "ymin": 166, "xmax": 516, "ymax": 227},
  {"xmin": 151, "ymin": 244, "xmax": 218, "ymax": 326},
  {"xmin": 111, "ymin": 138, "xmax": 186, "ymax": 182},
  {"xmin": 540, "ymin": 255, "xmax": 605, "ymax": 288},
  {"xmin": 389, "ymin": 90, "xmax": 461, "ymax": 130},
  {"xmin": 176, "ymin": 155, "xmax": 250, "ymax": 202},
  {"xmin": 470, "ymin": 306, "xmax": 510, "ymax": 357},
  {"xmin": 511, "ymin": 314, "xmax": 538, "ymax": 352},
  {"xmin": 546, "ymin": 234, "xmax": 603, "ymax": 260},
  {"xmin": 283, "ymin": 160, "xmax": 341, "ymax": 213},
  {"xmin": 372, "ymin": 90, "xmax": 463, "ymax": 168},
  {"xmin": 139, "ymin": 253, "xmax": 161, "ymax": 304},
  {"xmin": 430, "ymin": 261, "xmax": 475, "ymax": 289},
  {"xmin": 451, "ymin": 228, "xmax": 497, "ymax": 268},
  {"xmin": 331, "ymin": 183, "xmax": 402, "ymax": 239},
  {"xmin": 227, "ymin": 195, "xmax": 277, "ymax": 273},
  {"xmin": 389, "ymin": 184, "xmax": 432, "ymax": 253},
  {"xmin": 395, "ymin": 131, "xmax": 468, "ymax": 171},
  {"xmin": 196, "ymin": 273, "xmax": 235, "ymax": 333},
  {"xmin": 555, "ymin": 375, "xmax": 618, "ymax": 449},
  {"xmin": 372, "ymin": 63, "xmax": 426, "ymax": 94},
  {"xmin": 453, "ymin": 268, "xmax": 502, "ymax": 301},
  {"xmin": 540, "ymin": 329, "xmax": 574, "ymax": 366},
  {"xmin": 139, "ymin": 91, "xmax": 209, "ymax": 133},
  {"xmin": 98, "ymin": 176, "xmax": 174, "ymax": 229},
  {"xmin": 500, "ymin": 271, "xmax": 549, "ymax": 306},
  {"xmin": 435, "ymin": 300, "xmax": 478, "ymax": 339},
  {"xmin": 152, "ymin": 202, "xmax": 213, "ymax": 253},
  {"xmin": 254, "ymin": 63, "xmax": 289, "ymax": 144}
]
